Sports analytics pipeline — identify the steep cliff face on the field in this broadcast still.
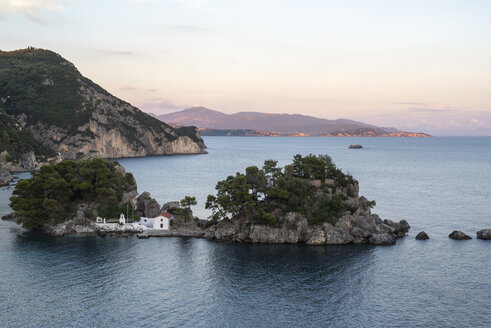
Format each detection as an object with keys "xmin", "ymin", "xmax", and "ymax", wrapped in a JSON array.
[{"xmin": 0, "ymin": 48, "xmax": 206, "ymax": 171}]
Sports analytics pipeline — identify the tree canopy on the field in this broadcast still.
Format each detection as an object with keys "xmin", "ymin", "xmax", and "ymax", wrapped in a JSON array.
[
  {"xmin": 9, "ymin": 158, "xmax": 137, "ymax": 228},
  {"xmin": 205, "ymin": 154, "xmax": 358, "ymax": 226}
]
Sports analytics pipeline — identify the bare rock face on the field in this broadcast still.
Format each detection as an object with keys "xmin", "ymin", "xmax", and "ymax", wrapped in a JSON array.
[
  {"xmin": 43, "ymin": 219, "xmax": 96, "ymax": 237},
  {"xmin": 136, "ymin": 192, "xmax": 161, "ymax": 218},
  {"xmin": 122, "ymin": 190, "xmax": 138, "ymax": 206},
  {"xmin": 306, "ymin": 228, "xmax": 326, "ymax": 245},
  {"xmin": 449, "ymin": 231, "xmax": 472, "ymax": 240},
  {"xmin": 476, "ymin": 229, "xmax": 491, "ymax": 240},
  {"xmin": 0, "ymin": 151, "xmax": 45, "ymax": 173},
  {"xmin": 206, "ymin": 219, "xmax": 238, "ymax": 242},
  {"xmin": 415, "ymin": 231, "xmax": 430, "ymax": 240},
  {"xmin": 169, "ymin": 216, "xmax": 205, "ymax": 237},
  {"xmin": 323, "ymin": 223, "xmax": 354, "ymax": 244},
  {"xmin": 249, "ymin": 214, "xmax": 307, "ymax": 244},
  {"xmin": 20, "ymin": 151, "xmax": 38, "ymax": 171},
  {"xmin": 205, "ymin": 213, "xmax": 310, "ymax": 244},
  {"xmin": 383, "ymin": 219, "xmax": 410, "ymax": 238},
  {"xmin": 73, "ymin": 204, "xmax": 88, "ymax": 225},
  {"xmin": 369, "ymin": 233, "xmax": 396, "ymax": 245},
  {"xmin": 203, "ymin": 209, "xmax": 409, "ymax": 246},
  {"xmin": 0, "ymin": 168, "xmax": 12, "ymax": 186},
  {"xmin": 350, "ymin": 227, "xmax": 371, "ymax": 243},
  {"xmin": 161, "ymin": 201, "xmax": 181, "ymax": 213}
]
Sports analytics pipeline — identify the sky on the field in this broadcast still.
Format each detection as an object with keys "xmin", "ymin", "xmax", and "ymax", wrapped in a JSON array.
[{"xmin": 1, "ymin": 0, "xmax": 491, "ymax": 135}]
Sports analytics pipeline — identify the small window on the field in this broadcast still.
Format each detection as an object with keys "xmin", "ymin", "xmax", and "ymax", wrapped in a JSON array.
[
  {"xmin": 160, "ymin": 224, "xmax": 163, "ymax": 228},
  {"xmin": 144, "ymin": 219, "xmax": 147, "ymax": 222}
]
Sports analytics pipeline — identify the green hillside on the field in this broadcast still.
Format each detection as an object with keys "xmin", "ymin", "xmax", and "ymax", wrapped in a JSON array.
[{"xmin": 0, "ymin": 48, "xmax": 205, "ymax": 164}]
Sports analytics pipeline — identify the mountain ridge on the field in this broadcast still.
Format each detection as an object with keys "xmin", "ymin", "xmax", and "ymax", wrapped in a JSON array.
[{"xmin": 154, "ymin": 107, "xmax": 430, "ymax": 137}]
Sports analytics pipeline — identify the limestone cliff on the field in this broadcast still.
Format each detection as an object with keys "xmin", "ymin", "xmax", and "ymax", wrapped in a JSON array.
[{"xmin": 0, "ymin": 48, "xmax": 206, "ymax": 172}]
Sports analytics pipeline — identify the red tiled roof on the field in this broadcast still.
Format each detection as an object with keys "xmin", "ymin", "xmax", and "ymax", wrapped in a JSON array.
[{"xmin": 160, "ymin": 212, "xmax": 173, "ymax": 219}]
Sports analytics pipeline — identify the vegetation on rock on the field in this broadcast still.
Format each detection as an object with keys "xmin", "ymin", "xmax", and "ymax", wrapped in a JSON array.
[
  {"xmin": 205, "ymin": 154, "xmax": 361, "ymax": 226},
  {"xmin": 0, "ymin": 107, "xmax": 56, "ymax": 162},
  {"xmin": 9, "ymin": 158, "xmax": 137, "ymax": 228}
]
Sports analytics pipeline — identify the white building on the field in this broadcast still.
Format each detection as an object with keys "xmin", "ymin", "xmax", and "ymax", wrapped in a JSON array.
[
  {"xmin": 139, "ymin": 217, "xmax": 155, "ymax": 228},
  {"xmin": 153, "ymin": 212, "xmax": 173, "ymax": 230},
  {"xmin": 119, "ymin": 214, "xmax": 126, "ymax": 224}
]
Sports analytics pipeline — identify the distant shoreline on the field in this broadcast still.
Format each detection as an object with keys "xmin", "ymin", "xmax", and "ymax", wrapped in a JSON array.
[{"xmin": 198, "ymin": 128, "xmax": 432, "ymax": 137}]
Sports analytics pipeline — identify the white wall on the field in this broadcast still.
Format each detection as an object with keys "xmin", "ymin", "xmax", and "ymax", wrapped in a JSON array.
[
  {"xmin": 139, "ymin": 217, "xmax": 155, "ymax": 228},
  {"xmin": 153, "ymin": 216, "xmax": 169, "ymax": 230}
]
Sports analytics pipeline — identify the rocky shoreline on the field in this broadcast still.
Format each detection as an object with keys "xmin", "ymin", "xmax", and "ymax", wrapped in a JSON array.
[
  {"xmin": 4, "ymin": 153, "xmax": 488, "ymax": 246},
  {"xmin": 3, "ymin": 209, "xmax": 490, "ymax": 245}
]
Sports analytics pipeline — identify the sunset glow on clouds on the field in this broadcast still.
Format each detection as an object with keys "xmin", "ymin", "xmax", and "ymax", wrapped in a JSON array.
[{"xmin": 1, "ymin": 0, "xmax": 490, "ymax": 135}]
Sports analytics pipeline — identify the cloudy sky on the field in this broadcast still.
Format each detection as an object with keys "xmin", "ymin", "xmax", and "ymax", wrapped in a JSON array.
[{"xmin": 1, "ymin": 0, "xmax": 490, "ymax": 135}]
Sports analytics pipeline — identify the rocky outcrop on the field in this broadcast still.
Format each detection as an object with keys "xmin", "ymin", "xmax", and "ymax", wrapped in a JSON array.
[
  {"xmin": 202, "ymin": 210, "xmax": 409, "ymax": 246},
  {"xmin": 43, "ymin": 218, "xmax": 95, "ymax": 237},
  {"xmin": 170, "ymin": 215, "xmax": 206, "ymax": 237},
  {"xmin": 95, "ymin": 223, "xmax": 144, "ymax": 237},
  {"xmin": 136, "ymin": 192, "xmax": 161, "ymax": 218},
  {"xmin": 0, "ymin": 151, "xmax": 58, "ymax": 173},
  {"xmin": 369, "ymin": 234, "xmax": 396, "ymax": 245},
  {"xmin": 197, "ymin": 169, "xmax": 410, "ymax": 246},
  {"xmin": 0, "ymin": 168, "xmax": 12, "ymax": 186},
  {"xmin": 122, "ymin": 190, "xmax": 138, "ymax": 206},
  {"xmin": 44, "ymin": 220, "xmax": 145, "ymax": 237},
  {"xmin": 476, "ymin": 229, "xmax": 491, "ymax": 240},
  {"xmin": 161, "ymin": 201, "xmax": 181, "ymax": 213},
  {"xmin": 415, "ymin": 231, "xmax": 429, "ymax": 240},
  {"xmin": 449, "ymin": 231, "xmax": 472, "ymax": 240}
]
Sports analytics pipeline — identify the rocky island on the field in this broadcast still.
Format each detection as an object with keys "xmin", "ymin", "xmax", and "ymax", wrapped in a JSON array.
[
  {"xmin": 6, "ymin": 158, "xmax": 140, "ymax": 234},
  {"xmin": 5, "ymin": 155, "xmax": 410, "ymax": 246},
  {"xmin": 182, "ymin": 154, "xmax": 410, "ymax": 245},
  {"xmin": 0, "ymin": 48, "xmax": 206, "ymax": 173}
]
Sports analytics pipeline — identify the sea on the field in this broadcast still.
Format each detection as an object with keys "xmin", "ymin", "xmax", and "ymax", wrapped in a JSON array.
[{"xmin": 1, "ymin": 136, "xmax": 490, "ymax": 327}]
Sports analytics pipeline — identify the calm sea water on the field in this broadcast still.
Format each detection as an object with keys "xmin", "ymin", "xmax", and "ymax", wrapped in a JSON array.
[{"xmin": 1, "ymin": 137, "xmax": 490, "ymax": 327}]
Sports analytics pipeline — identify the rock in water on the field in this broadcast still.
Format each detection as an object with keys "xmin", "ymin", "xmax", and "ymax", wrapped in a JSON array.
[
  {"xmin": 0, "ymin": 168, "xmax": 12, "ymax": 186},
  {"xmin": 349, "ymin": 144, "xmax": 363, "ymax": 149},
  {"xmin": 369, "ymin": 233, "xmax": 396, "ymax": 245},
  {"xmin": 415, "ymin": 231, "xmax": 429, "ymax": 240},
  {"xmin": 448, "ymin": 230, "xmax": 472, "ymax": 240},
  {"xmin": 476, "ymin": 229, "xmax": 491, "ymax": 240}
]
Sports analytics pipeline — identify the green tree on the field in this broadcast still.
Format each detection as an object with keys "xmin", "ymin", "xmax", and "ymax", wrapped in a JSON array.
[
  {"xmin": 205, "ymin": 154, "xmax": 359, "ymax": 227},
  {"xmin": 180, "ymin": 196, "xmax": 197, "ymax": 209},
  {"xmin": 205, "ymin": 173, "xmax": 255, "ymax": 220},
  {"xmin": 10, "ymin": 158, "xmax": 137, "ymax": 228}
]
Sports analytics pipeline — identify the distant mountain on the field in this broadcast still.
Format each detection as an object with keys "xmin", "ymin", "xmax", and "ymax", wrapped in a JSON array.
[
  {"xmin": 155, "ymin": 107, "xmax": 430, "ymax": 137},
  {"xmin": 0, "ymin": 48, "xmax": 206, "ymax": 172}
]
